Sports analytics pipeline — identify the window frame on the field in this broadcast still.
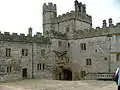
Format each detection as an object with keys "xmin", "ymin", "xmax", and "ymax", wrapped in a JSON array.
[
  {"xmin": 66, "ymin": 26, "xmax": 69, "ymax": 32},
  {"xmin": 68, "ymin": 43, "xmax": 70, "ymax": 48},
  {"xmin": 80, "ymin": 43, "xmax": 86, "ymax": 50},
  {"xmin": 22, "ymin": 49, "xmax": 28, "ymax": 56},
  {"xmin": 6, "ymin": 48, "xmax": 11, "ymax": 57},
  {"xmin": 6, "ymin": 66, "xmax": 12, "ymax": 73},
  {"xmin": 86, "ymin": 58, "xmax": 92, "ymax": 65},
  {"xmin": 37, "ymin": 63, "xmax": 45, "ymax": 71}
]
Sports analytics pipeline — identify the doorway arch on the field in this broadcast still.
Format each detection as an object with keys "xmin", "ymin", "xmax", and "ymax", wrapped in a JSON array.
[{"xmin": 63, "ymin": 69, "xmax": 72, "ymax": 80}]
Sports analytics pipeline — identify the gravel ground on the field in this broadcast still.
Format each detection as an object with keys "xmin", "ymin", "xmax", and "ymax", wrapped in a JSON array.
[{"xmin": 0, "ymin": 79, "xmax": 117, "ymax": 90}]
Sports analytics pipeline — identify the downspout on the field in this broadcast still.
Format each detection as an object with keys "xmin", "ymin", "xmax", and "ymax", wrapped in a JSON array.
[{"xmin": 31, "ymin": 42, "xmax": 34, "ymax": 78}]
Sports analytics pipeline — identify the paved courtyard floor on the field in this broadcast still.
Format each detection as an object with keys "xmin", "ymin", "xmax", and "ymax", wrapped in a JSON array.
[{"xmin": 0, "ymin": 79, "xmax": 117, "ymax": 90}]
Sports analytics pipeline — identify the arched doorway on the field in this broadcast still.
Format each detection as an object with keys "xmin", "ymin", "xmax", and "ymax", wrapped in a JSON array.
[{"xmin": 63, "ymin": 69, "xmax": 72, "ymax": 80}]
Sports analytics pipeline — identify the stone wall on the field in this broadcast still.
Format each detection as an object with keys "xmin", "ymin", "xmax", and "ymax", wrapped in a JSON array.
[
  {"xmin": 67, "ymin": 36, "xmax": 111, "ymax": 79},
  {"xmin": 0, "ymin": 41, "xmax": 33, "ymax": 81},
  {"xmin": 0, "ymin": 0, "xmax": 120, "ymax": 81},
  {"xmin": 33, "ymin": 43, "xmax": 54, "ymax": 79}
]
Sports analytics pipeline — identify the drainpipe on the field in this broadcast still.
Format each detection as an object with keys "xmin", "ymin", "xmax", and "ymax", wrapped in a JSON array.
[
  {"xmin": 107, "ymin": 34, "xmax": 112, "ymax": 73},
  {"xmin": 31, "ymin": 41, "xmax": 34, "ymax": 78}
]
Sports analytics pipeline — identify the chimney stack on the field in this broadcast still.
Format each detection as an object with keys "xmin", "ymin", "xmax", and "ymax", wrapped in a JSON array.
[
  {"xmin": 109, "ymin": 18, "xmax": 113, "ymax": 26},
  {"xmin": 28, "ymin": 27, "xmax": 32, "ymax": 36},
  {"xmin": 102, "ymin": 20, "xmax": 107, "ymax": 27}
]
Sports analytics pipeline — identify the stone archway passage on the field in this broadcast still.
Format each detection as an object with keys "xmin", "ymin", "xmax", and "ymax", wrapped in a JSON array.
[{"xmin": 63, "ymin": 69, "xmax": 72, "ymax": 80}]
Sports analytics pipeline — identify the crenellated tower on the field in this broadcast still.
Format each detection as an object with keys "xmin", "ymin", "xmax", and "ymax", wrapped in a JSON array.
[
  {"xmin": 74, "ymin": 0, "xmax": 86, "ymax": 13},
  {"xmin": 74, "ymin": 0, "xmax": 92, "ymax": 31},
  {"xmin": 43, "ymin": 2, "xmax": 57, "ymax": 36}
]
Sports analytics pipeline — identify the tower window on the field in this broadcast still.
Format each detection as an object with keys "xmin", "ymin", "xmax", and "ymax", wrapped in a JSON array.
[
  {"xmin": 86, "ymin": 59, "xmax": 92, "ymax": 65},
  {"xmin": 66, "ymin": 26, "xmax": 69, "ymax": 32},
  {"xmin": 80, "ymin": 43, "xmax": 86, "ymax": 50},
  {"xmin": 68, "ymin": 43, "xmax": 70, "ymax": 48},
  {"xmin": 6, "ymin": 48, "xmax": 11, "ymax": 56}
]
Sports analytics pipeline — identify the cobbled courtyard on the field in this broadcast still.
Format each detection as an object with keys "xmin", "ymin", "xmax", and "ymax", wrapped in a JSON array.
[{"xmin": 0, "ymin": 79, "xmax": 117, "ymax": 90}]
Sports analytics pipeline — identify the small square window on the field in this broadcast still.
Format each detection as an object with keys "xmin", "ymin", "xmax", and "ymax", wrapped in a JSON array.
[
  {"xmin": 6, "ymin": 66, "xmax": 12, "ymax": 73},
  {"xmin": 104, "ymin": 57, "xmax": 107, "ymax": 60},
  {"xmin": 6, "ymin": 48, "xmax": 11, "ymax": 56},
  {"xmin": 95, "ymin": 49, "xmax": 97, "ymax": 52},
  {"xmin": 37, "ymin": 63, "xmax": 41, "ymax": 70},
  {"xmin": 80, "ymin": 43, "xmax": 86, "ymax": 50},
  {"xmin": 86, "ymin": 59, "xmax": 92, "ymax": 65},
  {"xmin": 68, "ymin": 43, "xmax": 70, "ymax": 48}
]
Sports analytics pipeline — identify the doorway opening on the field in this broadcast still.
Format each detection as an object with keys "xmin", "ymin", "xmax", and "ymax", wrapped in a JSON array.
[
  {"xmin": 63, "ymin": 69, "xmax": 72, "ymax": 80},
  {"xmin": 22, "ymin": 68, "xmax": 27, "ymax": 79}
]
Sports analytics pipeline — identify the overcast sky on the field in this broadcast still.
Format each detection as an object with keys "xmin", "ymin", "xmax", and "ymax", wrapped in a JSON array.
[{"xmin": 0, "ymin": 0, "xmax": 119, "ymax": 35}]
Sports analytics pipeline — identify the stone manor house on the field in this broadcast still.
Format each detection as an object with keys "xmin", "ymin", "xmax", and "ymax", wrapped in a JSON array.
[{"xmin": 0, "ymin": 0, "xmax": 120, "ymax": 81}]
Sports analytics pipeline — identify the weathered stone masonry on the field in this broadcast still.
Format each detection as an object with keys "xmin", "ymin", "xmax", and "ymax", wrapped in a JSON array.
[{"xmin": 0, "ymin": 0, "xmax": 120, "ymax": 81}]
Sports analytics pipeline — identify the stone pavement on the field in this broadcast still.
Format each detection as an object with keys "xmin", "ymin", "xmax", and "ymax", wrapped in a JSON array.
[
  {"xmin": 0, "ymin": 79, "xmax": 117, "ymax": 90},
  {"xmin": 0, "ymin": 85, "xmax": 24, "ymax": 90}
]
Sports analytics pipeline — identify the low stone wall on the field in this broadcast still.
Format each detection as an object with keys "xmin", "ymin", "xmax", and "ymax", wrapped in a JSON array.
[
  {"xmin": 85, "ymin": 73, "xmax": 114, "ymax": 80},
  {"xmin": 85, "ymin": 73, "xmax": 98, "ymax": 80}
]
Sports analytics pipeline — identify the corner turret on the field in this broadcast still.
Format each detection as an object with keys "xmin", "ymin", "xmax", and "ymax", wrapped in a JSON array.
[
  {"xmin": 109, "ymin": 18, "xmax": 113, "ymax": 27},
  {"xmin": 28, "ymin": 27, "xmax": 32, "ymax": 36},
  {"xmin": 43, "ymin": 3, "xmax": 57, "ymax": 14},
  {"xmin": 102, "ymin": 20, "xmax": 107, "ymax": 28},
  {"xmin": 43, "ymin": 2, "xmax": 57, "ymax": 36},
  {"xmin": 74, "ymin": 0, "xmax": 92, "ymax": 31},
  {"xmin": 74, "ymin": 0, "xmax": 86, "ymax": 14}
]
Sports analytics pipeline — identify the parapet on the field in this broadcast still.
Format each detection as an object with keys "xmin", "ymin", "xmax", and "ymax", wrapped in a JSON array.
[
  {"xmin": 74, "ymin": 0, "xmax": 86, "ymax": 14},
  {"xmin": 74, "ymin": 19, "xmax": 120, "ymax": 39},
  {"xmin": 43, "ymin": 2, "xmax": 56, "ymax": 14},
  {"xmin": 56, "ymin": 10, "xmax": 92, "ymax": 24},
  {"xmin": 57, "ymin": 11, "xmax": 75, "ymax": 23},
  {"xmin": 55, "ymin": 0, "xmax": 91, "ymax": 24},
  {"xmin": 0, "ymin": 31, "xmax": 51, "ymax": 44}
]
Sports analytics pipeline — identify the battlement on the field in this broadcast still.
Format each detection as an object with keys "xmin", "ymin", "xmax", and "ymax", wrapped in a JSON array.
[
  {"xmin": 56, "ymin": 10, "xmax": 92, "ymax": 24},
  {"xmin": 54, "ymin": 0, "xmax": 91, "ymax": 24},
  {"xmin": 57, "ymin": 11, "xmax": 75, "ymax": 22},
  {"xmin": 43, "ymin": 2, "xmax": 56, "ymax": 13},
  {"xmin": 0, "ymin": 29, "xmax": 50, "ymax": 44},
  {"xmin": 74, "ymin": 19, "xmax": 120, "ymax": 39},
  {"xmin": 74, "ymin": 0, "xmax": 86, "ymax": 14}
]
